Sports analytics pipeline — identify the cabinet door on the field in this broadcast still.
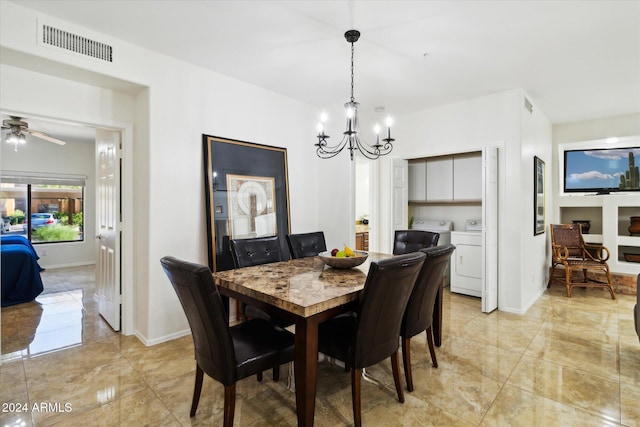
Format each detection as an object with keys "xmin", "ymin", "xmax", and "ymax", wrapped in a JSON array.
[
  {"xmin": 453, "ymin": 153, "xmax": 482, "ymax": 201},
  {"xmin": 426, "ymin": 157, "xmax": 453, "ymax": 201},
  {"xmin": 355, "ymin": 233, "xmax": 364, "ymax": 251},
  {"xmin": 408, "ymin": 161, "xmax": 426, "ymax": 201}
]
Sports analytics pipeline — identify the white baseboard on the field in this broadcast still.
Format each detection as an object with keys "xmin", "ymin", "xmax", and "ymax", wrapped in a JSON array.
[
  {"xmin": 40, "ymin": 261, "xmax": 96, "ymax": 270},
  {"xmin": 135, "ymin": 328, "xmax": 191, "ymax": 346}
]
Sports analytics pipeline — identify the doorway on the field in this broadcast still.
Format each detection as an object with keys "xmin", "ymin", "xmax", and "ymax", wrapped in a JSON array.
[
  {"xmin": 0, "ymin": 112, "xmax": 131, "ymax": 332},
  {"xmin": 392, "ymin": 147, "xmax": 499, "ymax": 313}
]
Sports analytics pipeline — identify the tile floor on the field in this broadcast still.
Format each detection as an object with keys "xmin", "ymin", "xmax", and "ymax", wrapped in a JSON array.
[{"xmin": 1, "ymin": 266, "xmax": 639, "ymax": 426}]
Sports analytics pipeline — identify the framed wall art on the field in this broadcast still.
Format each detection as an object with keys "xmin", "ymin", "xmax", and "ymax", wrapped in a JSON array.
[
  {"xmin": 203, "ymin": 135, "xmax": 290, "ymax": 272},
  {"xmin": 226, "ymin": 174, "xmax": 277, "ymax": 239},
  {"xmin": 534, "ymin": 156, "xmax": 545, "ymax": 235}
]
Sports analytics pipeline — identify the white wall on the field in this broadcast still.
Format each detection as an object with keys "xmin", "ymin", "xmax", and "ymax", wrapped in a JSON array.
[
  {"xmin": 520, "ymin": 93, "xmax": 554, "ymax": 309},
  {"xmin": 0, "ymin": 2, "xmax": 341, "ymax": 344},
  {"xmin": 377, "ymin": 89, "xmax": 552, "ymax": 313}
]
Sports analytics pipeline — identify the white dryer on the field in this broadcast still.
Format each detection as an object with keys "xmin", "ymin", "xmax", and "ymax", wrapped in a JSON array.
[
  {"xmin": 450, "ymin": 219, "xmax": 483, "ymax": 297},
  {"xmin": 411, "ymin": 219, "xmax": 452, "ymax": 285}
]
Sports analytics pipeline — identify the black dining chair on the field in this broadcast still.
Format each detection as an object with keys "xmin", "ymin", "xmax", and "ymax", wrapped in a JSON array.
[
  {"xmin": 160, "ymin": 256, "xmax": 295, "ymax": 426},
  {"xmin": 230, "ymin": 236, "xmax": 283, "ymax": 268},
  {"xmin": 393, "ymin": 230, "xmax": 440, "ymax": 255},
  {"xmin": 401, "ymin": 244, "xmax": 456, "ymax": 392},
  {"xmin": 317, "ymin": 252, "xmax": 426, "ymax": 427},
  {"xmin": 229, "ymin": 236, "xmax": 292, "ymax": 330},
  {"xmin": 286, "ymin": 231, "xmax": 327, "ymax": 259}
]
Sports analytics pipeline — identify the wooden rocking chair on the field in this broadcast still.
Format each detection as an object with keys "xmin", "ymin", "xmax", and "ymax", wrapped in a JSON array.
[{"xmin": 548, "ymin": 223, "xmax": 615, "ymax": 299}]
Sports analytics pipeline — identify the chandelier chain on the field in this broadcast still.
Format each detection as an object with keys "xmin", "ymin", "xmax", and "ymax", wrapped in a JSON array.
[{"xmin": 350, "ymin": 42, "xmax": 355, "ymax": 102}]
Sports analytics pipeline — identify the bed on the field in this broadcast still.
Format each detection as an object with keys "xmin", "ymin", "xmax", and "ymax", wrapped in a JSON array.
[{"xmin": 1, "ymin": 235, "xmax": 44, "ymax": 307}]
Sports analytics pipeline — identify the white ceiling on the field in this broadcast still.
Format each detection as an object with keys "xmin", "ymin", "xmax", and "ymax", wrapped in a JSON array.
[{"xmin": 6, "ymin": 0, "xmax": 640, "ymax": 135}]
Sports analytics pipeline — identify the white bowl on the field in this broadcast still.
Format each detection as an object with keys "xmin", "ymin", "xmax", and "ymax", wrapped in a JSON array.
[{"xmin": 318, "ymin": 250, "xmax": 369, "ymax": 269}]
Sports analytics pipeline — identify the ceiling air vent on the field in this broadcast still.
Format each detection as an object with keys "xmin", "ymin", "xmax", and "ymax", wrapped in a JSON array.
[{"xmin": 42, "ymin": 24, "xmax": 113, "ymax": 63}]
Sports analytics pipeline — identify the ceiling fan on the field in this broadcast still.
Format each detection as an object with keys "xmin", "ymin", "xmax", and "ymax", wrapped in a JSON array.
[{"xmin": 2, "ymin": 116, "xmax": 67, "ymax": 151}]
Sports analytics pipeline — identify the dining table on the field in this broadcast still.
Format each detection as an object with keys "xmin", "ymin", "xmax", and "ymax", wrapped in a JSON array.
[{"xmin": 212, "ymin": 251, "xmax": 444, "ymax": 427}]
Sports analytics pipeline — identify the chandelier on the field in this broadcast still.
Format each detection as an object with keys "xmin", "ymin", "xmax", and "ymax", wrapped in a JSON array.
[{"xmin": 315, "ymin": 30, "xmax": 394, "ymax": 161}]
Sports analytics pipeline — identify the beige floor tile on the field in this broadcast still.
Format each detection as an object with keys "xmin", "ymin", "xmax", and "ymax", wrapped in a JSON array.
[
  {"xmin": 619, "ymin": 339, "xmax": 640, "ymax": 386},
  {"xmin": 404, "ymin": 362, "xmax": 503, "ymax": 425},
  {"xmin": 537, "ymin": 320, "xmax": 620, "ymax": 353},
  {"xmin": 51, "ymin": 388, "xmax": 177, "ymax": 426},
  {"xmin": 121, "ymin": 336, "xmax": 196, "ymax": 389},
  {"xmin": 27, "ymin": 357, "xmax": 148, "ymax": 425},
  {"xmin": 0, "ymin": 359, "xmax": 29, "ymax": 423},
  {"xmin": 621, "ymin": 381, "xmax": 640, "ymax": 427},
  {"xmin": 0, "ymin": 412, "xmax": 33, "ymax": 427},
  {"xmin": 437, "ymin": 335, "xmax": 523, "ymax": 382},
  {"xmin": 481, "ymin": 384, "xmax": 620, "ymax": 427},
  {"xmin": 507, "ymin": 354, "xmax": 620, "ymax": 421},
  {"xmin": 525, "ymin": 329, "xmax": 619, "ymax": 381},
  {"xmin": 461, "ymin": 311, "xmax": 542, "ymax": 353}
]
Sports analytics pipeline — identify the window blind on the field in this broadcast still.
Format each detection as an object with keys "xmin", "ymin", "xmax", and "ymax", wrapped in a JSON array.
[{"xmin": 1, "ymin": 170, "xmax": 86, "ymax": 187}]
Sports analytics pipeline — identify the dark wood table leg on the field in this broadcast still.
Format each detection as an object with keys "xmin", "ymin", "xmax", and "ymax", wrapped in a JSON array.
[
  {"xmin": 433, "ymin": 278, "xmax": 443, "ymax": 347},
  {"xmin": 295, "ymin": 316, "xmax": 319, "ymax": 427}
]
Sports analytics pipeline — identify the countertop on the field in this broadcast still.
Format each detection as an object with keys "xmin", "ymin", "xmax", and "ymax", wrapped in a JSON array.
[{"xmin": 355, "ymin": 224, "xmax": 369, "ymax": 233}]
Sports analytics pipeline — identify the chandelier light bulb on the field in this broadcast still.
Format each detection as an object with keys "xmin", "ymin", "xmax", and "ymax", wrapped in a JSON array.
[
  {"xmin": 385, "ymin": 117, "xmax": 393, "ymax": 127},
  {"xmin": 374, "ymin": 124, "xmax": 381, "ymax": 134},
  {"xmin": 320, "ymin": 111, "xmax": 328, "ymax": 123},
  {"xmin": 346, "ymin": 107, "xmax": 354, "ymax": 119}
]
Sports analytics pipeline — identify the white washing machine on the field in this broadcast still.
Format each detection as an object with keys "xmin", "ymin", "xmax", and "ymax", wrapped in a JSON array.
[{"xmin": 411, "ymin": 219, "xmax": 452, "ymax": 286}]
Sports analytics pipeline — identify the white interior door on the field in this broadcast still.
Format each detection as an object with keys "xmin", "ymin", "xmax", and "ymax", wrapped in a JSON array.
[
  {"xmin": 96, "ymin": 129, "xmax": 121, "ymax": 331},
  {"xmin": 482, "ymin": 146, "xmax": 499, "ymax": 313},
  {"xmin": 391, "ymin": 158, "xmax": 409, "ymax": 249}
]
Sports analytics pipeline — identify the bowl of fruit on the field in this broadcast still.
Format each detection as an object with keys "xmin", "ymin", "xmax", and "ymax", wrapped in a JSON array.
[{"xmin": 318, "ymin": 245, "xmax": 369, "ymax": 269}]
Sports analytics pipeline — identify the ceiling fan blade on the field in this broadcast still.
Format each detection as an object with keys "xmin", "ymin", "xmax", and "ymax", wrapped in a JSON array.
[{"xmin": 24, "ymin": 129, "xmax": 67, "ymax": 145}]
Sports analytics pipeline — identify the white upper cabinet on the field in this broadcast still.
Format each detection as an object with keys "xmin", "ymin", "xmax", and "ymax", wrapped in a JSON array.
[
  {"xmin": 426, "ymin": 157, "xmax": 454, "ymax": 201},
  {"xmin": 408, "ymin": 151, "xmax": 482, "ymax": 203},
  {"xmin": 408, "ymin": 161, "xmax": 426, "ymax": 201},
  {"xmin": 453, "ymin": 152, "xmax": 483, "ymax": 201}
]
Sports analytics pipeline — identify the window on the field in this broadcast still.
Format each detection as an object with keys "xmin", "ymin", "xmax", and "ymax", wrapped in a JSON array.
[{"xmin": 1, "ymin": 173, "xmax": 85, "ymax": 243}]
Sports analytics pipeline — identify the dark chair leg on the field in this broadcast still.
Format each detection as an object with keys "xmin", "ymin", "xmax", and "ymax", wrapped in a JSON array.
[
  {"xmin": 223, "ymin": 384, "xmax": 236, "ymax": 427},
  {"xmin": 190, "ymin": 365, "xmax": 204, "ymax": 417},
  {"xmin": 351, "ymin": 368, "xmax": 362, "ymax": 427},
  {"xmin": 273, "ymin": 366, "xmax": 280, "ymax": 382},
  {"xmin": 401, "ymin": 337, "xmax": 413, "ymax": 392},
  {"xmin": 426, "ymin": 325, "xmax": 438, "ymax": 368},
  {"xmin": 390, "ymin": 351, "xmax": 404, "ymax": 403},
  {"xmin": 257, "ymin": 371, "xmax": 263, "ymax": 382}
]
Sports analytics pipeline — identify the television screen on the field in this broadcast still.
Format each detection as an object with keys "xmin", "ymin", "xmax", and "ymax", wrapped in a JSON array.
[{"xmin": 564, "ymin": 146, "xmax": 640, "ymax": 193}]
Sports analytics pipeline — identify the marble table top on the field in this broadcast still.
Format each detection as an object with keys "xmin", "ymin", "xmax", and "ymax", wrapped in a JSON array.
[{"xmin": 212, "ymin": 252, "xmax": 393, "ymax": 318}]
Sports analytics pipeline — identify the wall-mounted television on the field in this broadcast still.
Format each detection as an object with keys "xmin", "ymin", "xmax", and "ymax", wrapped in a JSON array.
[{"xmin": 564, "ymin": 146, "xmax": 640, "ymax": 193}]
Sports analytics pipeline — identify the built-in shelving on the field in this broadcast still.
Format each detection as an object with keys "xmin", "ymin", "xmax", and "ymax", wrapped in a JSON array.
[{"xmin": 558, "ymin": 194, "xmax": 640, "ymax": 275}]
